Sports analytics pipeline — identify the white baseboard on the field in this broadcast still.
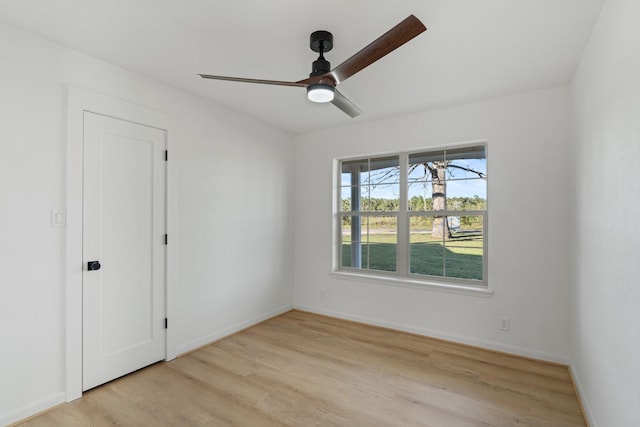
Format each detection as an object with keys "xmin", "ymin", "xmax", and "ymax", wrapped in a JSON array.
[
  {"xmin": 2, "ymin": 306, "xmax": 293, "ymax": 427},
  {"xmin": 569, "ymin": 364, "xmax": 596, "ymax": 427},
  {"xmin": 175, "ymin": 305, "xmax": 293, "ymax": 356},
  {"xmin": 1, "ymin": 392, "xmax": 65, "ymax": 427},
  {"xmin": 294, "ymin": 304, "xmax": 569, "ymax": 365}
]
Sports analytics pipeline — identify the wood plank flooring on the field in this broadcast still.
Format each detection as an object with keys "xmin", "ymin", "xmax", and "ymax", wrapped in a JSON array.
[{"xmin": 15, "ymin": 310, "xmax": 586, "ymax": 426}]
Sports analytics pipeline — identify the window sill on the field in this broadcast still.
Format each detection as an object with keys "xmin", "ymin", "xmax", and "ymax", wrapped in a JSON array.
[{"xmin": 330, "ymin": 271, "xmax": 494, "ymax": 298}]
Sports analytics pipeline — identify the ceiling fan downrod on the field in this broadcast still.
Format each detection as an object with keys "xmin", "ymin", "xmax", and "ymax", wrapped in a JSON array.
[{"xmin": 310, "ymin": 30, "xmax": 333, "ymax": 77}]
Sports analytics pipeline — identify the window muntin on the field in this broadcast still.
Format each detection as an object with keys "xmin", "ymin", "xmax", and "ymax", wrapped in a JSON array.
[{"xmin": 337, "ymin": 144, "xmax": 487, "ymax": 286}]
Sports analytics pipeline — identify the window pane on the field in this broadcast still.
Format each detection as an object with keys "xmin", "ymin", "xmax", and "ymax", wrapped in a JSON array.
[
  {"xmin": 409, "ymin": 150, "xmax": 445, "ymax": 166},
  {"xmin": 368, "ymin": 216, "xmax": 397, "ymax": 272},
  {"xmin": 445, "ymin": 145, "xmax": 486, "ymax": 162},
  {"xmin": 446, "ymin": 179, "xmax": 487, "ymax": 211},
  {"xmin": 447, "ymin": 158, "xmax": 487, "ymax": 180},
  {"xmin": 409, "ymin": 215, "xmax": 434, "ymax": 231},
  {"xmin": 446, "ymin": 177, "xmax": 487, "ymax": 198},
  {"xmin": 340, "ymin": 186, "xmax": 370, "ymax": 212},
  {"xmin": 410, "ymin": 216, "xmax": 444, "ymax": 276},
  {"xmin": 341, "ymin": 216, "xmax": 366, "ymax": 269},
  {"xmin": 445, "ymin": 216, "xmax": 484, "ymax": 280},
  {"xmin": 358, "ymin": 186, "xmax": 370, "ymax": 212},
  {"xmin": 340, "ymin": 187, "xmax": 369, "ymax": 212},
  {"xmin": 408, "ymin": 161, "xmax": 432, "ymax": 183},
  {"xmin": 409, "ymin": 152, "xmax": 445, "ymax": 190},
  {"xmin": 341, "ymin": 159, "xmax": 368, "ymax": 186},
  {"xmin": 458, "ymin": 214, "xmax": 484, "ymax": 232},
  {"xmin": 408, "ymin": 182, "xmax": 433, "ymax": 211},
  {"xmin": 445, "ymin": 145, "xmax": 487, "ymax": 212},
  {"xmin": 340, "ymin": 187, "xmax": 351, "ymax": 212},
  {"xmin": 369, "ymin": 156, "xmax": 400, "ymax": 185},
  {"xmin": 342, "ymin": 216, "xmax": 396, "ymax": 272},
  {"xmin": 369, "ymin": 183, "xmax": 400, "ymax": 211},
  {"xmin": 445, "ymin": 247, "xmax": 483, "ymax": 280}
]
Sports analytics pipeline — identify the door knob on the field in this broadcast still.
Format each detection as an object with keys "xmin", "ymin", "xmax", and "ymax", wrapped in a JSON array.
[{"xmin": 87, "ymin": 261, "xmax": 101, "ymax": 271}]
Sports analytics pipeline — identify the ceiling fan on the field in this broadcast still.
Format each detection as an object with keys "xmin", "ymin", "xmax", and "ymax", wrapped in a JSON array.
[{"xmin": 199, "ymin": 15, "xmax": 426, "ymax": 118}]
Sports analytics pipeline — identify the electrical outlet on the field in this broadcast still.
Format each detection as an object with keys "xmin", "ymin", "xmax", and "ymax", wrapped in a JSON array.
[
  {"xmin": 499, "ymin": 316, "xmax": 510, "ymax": 331},
  {"xmin": 321, "ymin": 289, "xmax": 327, "ymax": 300}
]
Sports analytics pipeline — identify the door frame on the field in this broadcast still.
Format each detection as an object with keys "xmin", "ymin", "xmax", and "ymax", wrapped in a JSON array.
[{"xmin": 65, "ymin": 86, "xmax": 176, "ymax": 402}]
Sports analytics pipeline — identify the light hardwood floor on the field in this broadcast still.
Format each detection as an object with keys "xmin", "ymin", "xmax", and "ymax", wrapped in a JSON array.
[{"xmin": 15, "ymin": 310, "xmax": 586, "ymax": 426}]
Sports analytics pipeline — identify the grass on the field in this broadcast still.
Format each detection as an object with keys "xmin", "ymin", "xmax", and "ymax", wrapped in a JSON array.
[{"xmin": 342, "ymin": 230, "xmax": 483, "ymax": 280}]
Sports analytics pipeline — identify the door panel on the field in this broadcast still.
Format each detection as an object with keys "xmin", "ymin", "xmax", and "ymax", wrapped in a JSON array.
[{"xmin": 82, "ymin": 112, "xmax": 166, "ymax": 391}]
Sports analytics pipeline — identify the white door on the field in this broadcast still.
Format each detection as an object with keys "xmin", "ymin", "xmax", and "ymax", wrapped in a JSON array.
[{"xmin": 82, "ymin": 112, "xmax": 166, "ymax": 391}]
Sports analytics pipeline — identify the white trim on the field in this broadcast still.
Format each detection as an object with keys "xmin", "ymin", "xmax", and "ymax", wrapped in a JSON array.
[
  {"xmin": 175, "ymin": 305, "xmax": 293, "ymax": 356},
  {"xmin": 569, "ymin": 364, "xmax": 596, "ymax": 427},
  {"xmin": 65, "ymin": 85, "xmax": 175, "ymax": 401},
  {"xmin": 295, "ymin": 305, "xmax": 569, "ymax": 364},
  {"xmin": 0, "ymin": 392, "xmax": 65, "ymax": 427},
  {"xmin": 330, "ymin": 271, "xmax": 493, "ymax": 297}
]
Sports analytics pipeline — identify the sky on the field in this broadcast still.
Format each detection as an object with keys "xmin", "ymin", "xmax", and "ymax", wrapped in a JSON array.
[{"xmin": 341, "ymin": 158, "xmax": 487, "ymax": 202}]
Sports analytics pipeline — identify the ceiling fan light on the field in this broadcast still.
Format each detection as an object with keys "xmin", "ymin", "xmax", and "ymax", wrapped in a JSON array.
[{"xmin": 307, "ymin": 83, "xmax": 335, "ymax": 103}]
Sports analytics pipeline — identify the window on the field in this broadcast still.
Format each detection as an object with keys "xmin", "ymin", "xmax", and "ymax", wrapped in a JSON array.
[{"xmin": 336, "ymin": 144, "xmax": 487, "ymax": 288}]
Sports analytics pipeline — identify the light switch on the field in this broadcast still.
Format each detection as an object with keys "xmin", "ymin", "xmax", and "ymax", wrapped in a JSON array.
[{"xmin": 51, "ymin": 210, "xmax": 66, "ymax": 227}]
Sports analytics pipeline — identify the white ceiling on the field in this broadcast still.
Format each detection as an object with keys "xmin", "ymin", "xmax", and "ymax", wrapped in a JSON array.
[{"xmin": 0, "ymin": 0, "xmax": 603, "ymax": 134}]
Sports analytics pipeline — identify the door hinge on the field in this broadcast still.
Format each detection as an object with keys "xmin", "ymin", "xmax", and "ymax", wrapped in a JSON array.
[
  {"xmin": 164, "ymin": 318, "xmax": 168, "ymax": 329},
  {"xmin": 164, "ymin": 234, "xmax": 168, "ymax": 245},
  {"xmin": 164, "ymin": 150, "xmax": 168, "ymax": 161}
]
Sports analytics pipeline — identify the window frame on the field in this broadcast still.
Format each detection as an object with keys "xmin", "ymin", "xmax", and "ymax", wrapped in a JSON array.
[{"xmin": 334, "ymin": 142, "xmax": 489, "ymax": 292}]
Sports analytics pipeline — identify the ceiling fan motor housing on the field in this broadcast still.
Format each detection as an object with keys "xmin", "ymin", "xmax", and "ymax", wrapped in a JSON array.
[{"xmin": 312, "ymin": 58, "xmax": 331, "ymax": 76}]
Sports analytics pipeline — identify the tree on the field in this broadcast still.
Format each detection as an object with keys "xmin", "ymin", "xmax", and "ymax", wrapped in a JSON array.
[
  {"xmin": 410, "ymin": 160, "xmax": 485, "ymax": 240},
  {"xmin": 425, "ymin": 161, "xmax": 449, "ymax": 239}
]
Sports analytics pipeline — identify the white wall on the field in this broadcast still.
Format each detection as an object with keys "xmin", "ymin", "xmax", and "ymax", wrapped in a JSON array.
[
  {"xmin": 293, "ymin": 87, "xmax": 573, "ymax": 362},
  {"xmin": 570, "ymin": 0, "xmax": 640, "ymax": 426},
  {"xmin": 0, "ymin": 22, "xmax": 293, "ymax": 425}
]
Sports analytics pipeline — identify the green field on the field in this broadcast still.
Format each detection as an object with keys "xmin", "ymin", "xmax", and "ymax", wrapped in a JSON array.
[{"xmin": 341, "ymin": 231, "xmax": 483, "ymax": 280}]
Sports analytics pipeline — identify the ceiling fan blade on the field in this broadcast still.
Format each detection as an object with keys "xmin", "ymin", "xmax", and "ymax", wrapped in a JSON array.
[
  {"xmin": 329, "ymin": 15, "xmax": 426, "ymax": 84},
  {"xmin": 198, "ymin": 74, "xmax": 306, "ymax": 88},
  {"xmin": 331, "ymin": 89, "xmax": 363, "ymax": 118}
]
